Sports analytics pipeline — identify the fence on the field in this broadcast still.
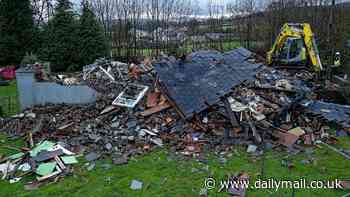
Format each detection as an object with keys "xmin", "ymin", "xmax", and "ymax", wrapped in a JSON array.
[{"xmin": 0, "ymin": 96, "xmax": 19, "ymax": 117}]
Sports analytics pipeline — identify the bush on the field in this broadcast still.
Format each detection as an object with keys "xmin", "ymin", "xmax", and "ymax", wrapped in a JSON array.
[
  {"xmin": 39, "ymin": 0, "xmax": 109, "ymax": 72},
  {"xmin": 21, "ymin": 52, "xmax": 39, "ymax": 65},
  {"xmin": 40, "ymin": 0, "xmax": 79, "ymax": 71},
  {"xmin": 77, "ymin": 1, "xmax": 109, "ymax": 69}
]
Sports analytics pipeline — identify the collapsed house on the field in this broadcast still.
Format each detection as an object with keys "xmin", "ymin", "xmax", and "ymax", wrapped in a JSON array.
[
  {"xmin": 0, "ymin": 48, "xmax": 350, "ymax": 189},
  {"xmin": 155, "ymin": 48, "xmax": 261, "ymax": 119}
]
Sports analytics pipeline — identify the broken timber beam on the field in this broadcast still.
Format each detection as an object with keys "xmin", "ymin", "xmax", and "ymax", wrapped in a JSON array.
[
  {"xmin": 222, "ymin": 97, "xmax": 241, "ymax": 138},
  {"xmin": 245, "ymin": 112, "xmax": 262, "ymax": 143},
  {"xmin": 140, "ymin": 103, "xmax": 171, "ymax": 117}
]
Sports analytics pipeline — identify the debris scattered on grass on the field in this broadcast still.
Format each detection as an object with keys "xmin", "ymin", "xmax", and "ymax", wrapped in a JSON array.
[
  {"xmin": 0, "ymin": 141, "xmax": 78, "ymax": 187},
  {"xmin": 1, "ymin": 48, "xmax": 350, "ymax": 189},
  {"xmin": 130, "ymin": 180, "xmax": 143, "ymax": 190}
]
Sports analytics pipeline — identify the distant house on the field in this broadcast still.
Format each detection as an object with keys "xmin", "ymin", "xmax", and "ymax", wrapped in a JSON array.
[
  {"xmin": 190, "ymin": 35, "xmax": 207, "ymax": 43},
  {"xmin": 152, "ymin": 27, "xmax": 164, "ymax": 35},
  {"xmin": 177, "ymin": 26, "xmax": 189, "ymax": 33},
  {"xmin": 205, "ymin": 33, "xmax": 228, "ymax": 41},
  {"xmin": 172, "ymin": 32, "xmax": 187, "ymax": 43},
  {"xmin": 129, "ymin": 28, "xmax": 151, "ymax": 41},
  {"xmin": 152, "ymin": 26, "xmax": 188, "ymax": 43}
]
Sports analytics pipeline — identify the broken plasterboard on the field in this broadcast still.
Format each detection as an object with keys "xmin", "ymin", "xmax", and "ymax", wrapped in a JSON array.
[
  {"xmin": 0, "ymin": 162, "xmax": 15, "ymax": 174},
  {"xmin": 30, "ymin": 141, "xmax": 55, "ymax": 157},
  {"xmin": 228, "ymin": 97, "xmax": 248, "ymax": 112},
  {"xmin": 61, "ymin": 156, "xmax": 78, "ymax": 165},
  {"xmin": 8, "ymin": 152, "xmax": 25, "ymax": 160},
  {"xmin": 112, "ymin": 84, "xmax": 149, "ymax": 108},
  {"xmin": 36, "ymin": 162, "xmax": 57, "ymax": 176},
  {"xmin": 288, "ymin": 127, "xmax": 305, "ymax": 137}
]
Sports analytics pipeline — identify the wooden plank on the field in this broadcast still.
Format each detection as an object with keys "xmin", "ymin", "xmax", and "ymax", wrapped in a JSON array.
[
  {"xmin": 146, "ymin": 92, "xmax": 160, "ymax": 108},
  {"xmin": 37, "ymin": 170, "xmax": 62, "ymax": 182},
  {"xmin": 140, "ymin": 103, "xmax": 171, "ymax": 117},
  {"xmin": 223, "ymin": 98, "xmax": 240, "ymax": 127},
  {"xmin": 54, "ymin": 156, "xmax": 66, "ymax": 170},
  {"xmin": 222, "ymin": 97, "xmax": 241, "ymax": 139}
]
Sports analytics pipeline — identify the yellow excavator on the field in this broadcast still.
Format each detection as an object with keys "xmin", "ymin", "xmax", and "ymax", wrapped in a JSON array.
[
  {"xmin": 267, "ymin": 23, "xmax": 350, "ymax": 103},
  {"xmin": 267, "ymin": 23, "xmax": 324, "ymax": 72}
]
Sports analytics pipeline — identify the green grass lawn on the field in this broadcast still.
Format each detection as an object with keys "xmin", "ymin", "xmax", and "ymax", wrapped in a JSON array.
[
  {"xmin": 0, "ymin": 79, "xmax": 349, "ymax": 197},
  {"xmin": 0, "ymin": 81, "xmax": 19, "ymax": 116},
  {"xmin": 0, "ymin": 135, "xmax": 349, "ymax": 197},
  {"xmin": 112, "ymin": 41, "xmax": 243, "ymax": 57},
  {"xmin": 0, "ymin": 80, "xmax": 17, "ymax": 97}
]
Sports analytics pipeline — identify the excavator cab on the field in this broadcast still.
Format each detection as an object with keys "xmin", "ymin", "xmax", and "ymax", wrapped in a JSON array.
[{"xmin": 278, "ymin": 37, "xmax": 307, "ymax": 66}]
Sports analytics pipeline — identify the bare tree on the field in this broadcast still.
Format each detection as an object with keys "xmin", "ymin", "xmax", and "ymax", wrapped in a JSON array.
[
  {"xmin": 227, "ymin": 0, "xmax": 257, "ymax": 49},
  {"xmin": 31, "ymin": 0, "xmax": 54, "ymax": 25},
  {"xmin": 91, "ymin": 0, "xmax": 115, "ymax": 37}
]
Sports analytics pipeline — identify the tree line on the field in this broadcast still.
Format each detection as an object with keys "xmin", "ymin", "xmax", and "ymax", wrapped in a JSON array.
[
  {"xmin": 1, "ymin": 0, "xmax": 348, "ymax": 71},
  {"xmin": 89, "ymin": 0, "xmax": 198, "ymax": 59},
  {"xmin": 0, "ymin": 0, "xmax": 108, "ymax": 71}
]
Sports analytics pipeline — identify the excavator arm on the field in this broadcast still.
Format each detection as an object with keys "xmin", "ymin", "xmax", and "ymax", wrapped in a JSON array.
[
  {"xmin": 303, "ymin": 24, "xmax": 323, "ymax": 71},
  {"xmin": 267, "ymin": 23, "xmax": 323, "ymax": 72}
]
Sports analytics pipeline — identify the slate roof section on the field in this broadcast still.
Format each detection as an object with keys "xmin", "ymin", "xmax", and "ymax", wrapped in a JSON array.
[
  {"xmin": 155, "ymin": 47, "xmax": 262, "ymax": 119},
  {"xmin": 304, "ymin": 101, "xmax": 350, "ymax": 128}
]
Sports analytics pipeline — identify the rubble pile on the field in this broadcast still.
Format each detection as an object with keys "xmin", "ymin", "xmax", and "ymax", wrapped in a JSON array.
[
  {"xmin": 79, "ymin": 58, "xmax": 132, "ymax": 95},
  {"xmin": 1, "ymin": 48, "xmax": 350, "ymax": 188}
]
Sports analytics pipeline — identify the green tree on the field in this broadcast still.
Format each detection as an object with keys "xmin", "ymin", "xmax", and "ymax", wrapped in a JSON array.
[
  {"xmin": 41, "ymin": 0, "xmax": 79, "ymax": 71},
  {"xmin": 78, "ymin": 1, "xmax": 109, "ymax": 67},
  {"xmin": 0, "ymin": 0, "xmax": 34, "ymax": 66}
]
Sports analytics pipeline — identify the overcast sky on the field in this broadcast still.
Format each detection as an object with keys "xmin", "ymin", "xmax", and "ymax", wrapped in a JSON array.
[
  {"xmin": 71, "ymin": 0, "xmax": 349, "ymax": 16},
  {"xmin": 72, "ymin": 0, "xmax": 213, "ymax": 7},
  {"xmin": 72, "ymin": 0, "xmax": 216, "ymax": 14}
]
